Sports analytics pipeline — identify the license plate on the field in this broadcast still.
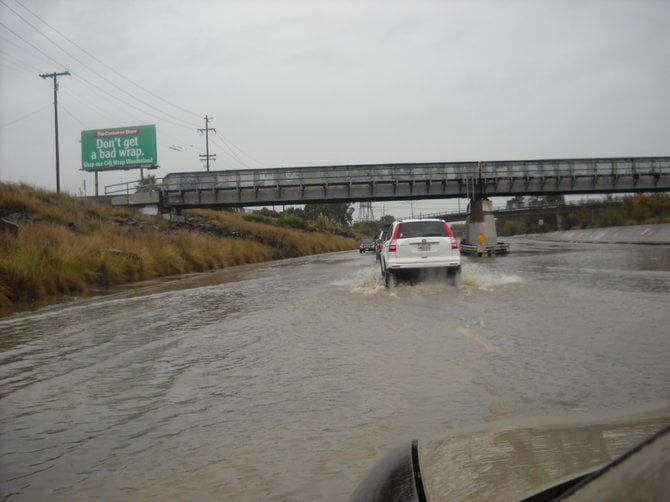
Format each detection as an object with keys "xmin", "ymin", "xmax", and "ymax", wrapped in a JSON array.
[{"xmin": 417, "ymin": 243, "xmax": 430, "ymax": 252}]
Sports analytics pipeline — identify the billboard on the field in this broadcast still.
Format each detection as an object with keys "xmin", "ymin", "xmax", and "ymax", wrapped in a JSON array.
[{"xmin": 81, "ymin": 125, "xmax": 157, "ymax": 171}]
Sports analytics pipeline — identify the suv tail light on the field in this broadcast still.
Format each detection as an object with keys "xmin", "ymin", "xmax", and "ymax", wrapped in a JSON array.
[
  {"xmin": 388, "ymin": 223, "xmax": 401, "ymax": 252},
  {"xmin": 444, "ymin": 222, "xmax": 459, "ymax": 249}
]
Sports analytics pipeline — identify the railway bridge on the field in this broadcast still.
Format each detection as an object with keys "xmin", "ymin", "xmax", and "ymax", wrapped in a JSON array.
[
  {"xmin": 109, "ymin": 156, "xmax": 669, "ymax": 255},
  {"xmin": 110, "ymin": 156, "xmax": 669, "ymax": 209},
  {"xmin": 152, "ymin": 156, "xmax": 669, "ymax": 208}
]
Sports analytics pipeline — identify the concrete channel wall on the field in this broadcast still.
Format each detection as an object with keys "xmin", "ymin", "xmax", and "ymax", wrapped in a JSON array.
[{"xmin": 526, "ymin": 224, "xmax": 670, "ymax": 245}]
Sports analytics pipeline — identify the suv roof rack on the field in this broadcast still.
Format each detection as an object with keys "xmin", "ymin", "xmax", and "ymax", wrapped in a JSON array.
[{"xmin": 397, "ymin": 216, "xmax": 442, "ymax": 222}]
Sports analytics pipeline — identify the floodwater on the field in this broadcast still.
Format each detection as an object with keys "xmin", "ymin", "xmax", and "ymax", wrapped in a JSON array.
[{"xmin": 1, "ymin": 236, "xmax": 669, "ymax": 500}]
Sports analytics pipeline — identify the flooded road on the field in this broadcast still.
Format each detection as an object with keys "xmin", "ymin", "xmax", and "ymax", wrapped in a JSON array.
[{"xmin": 1, "ymin": 236, "xmax": 669, "ymax": 500}]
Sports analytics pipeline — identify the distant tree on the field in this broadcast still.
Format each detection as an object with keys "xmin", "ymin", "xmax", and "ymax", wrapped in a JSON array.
[
  {"xmin": 135, "ymin": 174, "xmax": 158, "ymax": 192},
  {"xmin": 304, "ymin": 203, "xmax": 353, "ymax": 226},
  {"xmin": 544, "ymin": 194, "xmax": 566, "ymax": 205},
  {"xmin": 500, "ymin": 219, "xmax": 529, "ymax": 236},
  {"xmin": 283, "ymin": 207, "xmax": 305, "ymax": 218},
  {"xmin": 527, "ymin": 194, "xmax": 565, "ymax": 207},
  {"xmin": 379, "ymin": 214, "xmax": 395, "ymax": 227},
  {"xmin": 352, "ymin": 220, "xmax": 379, "ymax": 238},
  {"xmin": 624, "ymin": 193, "xmax": 670, "ymax": 224},
  {"xmin": 254, "ymin": 207, "xmax": 279, "ymax": 217},
  {"xmin": 498, "ymin": 193, "xmax": 669, "ymax": 235},
  {"xmin": 506, "ymin": 196, "xmax": 525, "ymax": 209},
  {"xmin": 277, "ymin": 214, "xmax": 311, "ymax": 231}
]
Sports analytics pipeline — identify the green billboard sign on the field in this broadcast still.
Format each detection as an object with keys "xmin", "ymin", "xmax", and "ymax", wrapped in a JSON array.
[{"xmin": 81, "ymin": 125, "xmax": 157, "ymax": 171}]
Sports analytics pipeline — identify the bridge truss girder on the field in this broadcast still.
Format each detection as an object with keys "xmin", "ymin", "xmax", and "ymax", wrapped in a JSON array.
[{"xmin": 151, "ymin": 156, "xmax": 670, "ymax": 210}]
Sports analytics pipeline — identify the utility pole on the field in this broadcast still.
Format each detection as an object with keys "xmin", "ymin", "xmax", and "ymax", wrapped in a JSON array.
[
  {"xmin": 40, "ymin": 70, "xmax": 70, "ymax": 193},
  {"xmin": 198, "ymin": 115, "xmax": 216, "ymax": 171}
]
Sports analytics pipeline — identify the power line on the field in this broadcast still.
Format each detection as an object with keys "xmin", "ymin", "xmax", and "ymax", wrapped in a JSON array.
[
  {"xmin": 0, "ymin": 46, "xmax": 43, "ymax": 74},
  {"xmin": 217, "ymin": 134, "xmax": 271, "ymax": 168},
  {"xmin": 60, "ymin": 86, "xmax": 122, "ymax": 122},
  {"xmin": 211, "ymin": 135, "xmax": 252, "ymax": 169},
  {"xmin": 0, "ymin": 20, "xmax": 64, "ymax": 68},
  {"xmin": 60, "ymin": 79, "xmax": 204, "ymax": 161},
  {"xmin": 0, "ymin": 0, "xmax": 200, "ymax": 130},
  {"xmin": 0, "ymin": 58, "xmax": 33, "ymax": 78},
  {"xmin": 3, "ymin": 0, "xmax": 202, "ymax": 120},
  {"xmin": 0, "ymin": 102, "xmax": 51, "ymax": 129},
  {"xmin": 68, "ymin": 73, "xmax": 198, "ymax": 131},
  {"xmin": 63, "ymin": 83, "xmax": 201, "ymax": 153},
  {"xmin": 61, "ymin": 84, "xmax": 199, "ymax": 151},
  {"xmin": 2, "ymin": 0, "xmax": 263, "ymax": 175},
  {"xmin": 205, "ymin": 127, "xmax": 270, "ymax": 170},
  {"xmin": 59, "ymin": 102, "xmax": 89, "ymax": 129}
]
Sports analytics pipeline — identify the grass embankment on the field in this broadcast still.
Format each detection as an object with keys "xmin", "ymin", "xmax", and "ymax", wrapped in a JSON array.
[
  {"xmin": 0, "ymin": 183, "xmax": 357, "ymax": 316},
  {"xmin": 499, "ymin": 194, "xmax": 670, "ymax": 236}
]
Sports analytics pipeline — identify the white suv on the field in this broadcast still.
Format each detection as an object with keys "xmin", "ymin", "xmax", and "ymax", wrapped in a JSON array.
[{"xmin": 380, "ymin": 218, "xmax": 461, "ymax": 287}]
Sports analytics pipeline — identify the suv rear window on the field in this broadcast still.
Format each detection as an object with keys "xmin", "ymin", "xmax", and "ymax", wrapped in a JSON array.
[{"xmin": 397, "ymin": 221, "xmax": 447, "ymax": 239}]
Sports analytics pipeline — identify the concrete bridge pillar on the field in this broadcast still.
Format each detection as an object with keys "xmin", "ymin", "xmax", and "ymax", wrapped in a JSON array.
[
  {"xmin": 461, "ymin": 198, "xmax": 509, "ymax": 256},
  {"xmin": 465, "ymin": 198, "xmax": 497, "ymax": 248}
]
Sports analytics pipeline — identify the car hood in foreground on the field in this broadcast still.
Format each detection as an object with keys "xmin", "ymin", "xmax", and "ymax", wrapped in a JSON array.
[{"xmin": 351, "ymin": 402, "xmax": 670, "ymax": 501}]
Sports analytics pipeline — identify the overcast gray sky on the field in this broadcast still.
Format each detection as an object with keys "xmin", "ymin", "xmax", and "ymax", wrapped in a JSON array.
[{"xmin": 1, "ymin": 0, "xmax": 669, "ymax": 217}]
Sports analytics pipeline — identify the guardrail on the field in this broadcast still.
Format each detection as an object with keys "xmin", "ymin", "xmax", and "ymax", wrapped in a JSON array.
[{"xmin": 105, "ymin": 179, "xmax": 163, "ymax": 195}]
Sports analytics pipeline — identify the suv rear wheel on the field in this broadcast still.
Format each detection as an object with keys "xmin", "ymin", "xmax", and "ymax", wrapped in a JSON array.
[
  {"xmin": 381, "ymin": 262, "xmax": 397, "ymax": 288},
  {"xmin": 385, "ymin": 269, "xmax": 397, "ymax": 288},
  {"xmin": 446, "ymin": 266, "xmax": 461, "ymax": 287}
]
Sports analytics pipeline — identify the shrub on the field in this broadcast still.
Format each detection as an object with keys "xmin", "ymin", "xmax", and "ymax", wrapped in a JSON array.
[
  {"xmin": 242, "ymin": 213, "xmax": 273, "ymax": 224},
  {"xmin": 277, "ymin": 215, "xmax": 312, "ymax": 231}
]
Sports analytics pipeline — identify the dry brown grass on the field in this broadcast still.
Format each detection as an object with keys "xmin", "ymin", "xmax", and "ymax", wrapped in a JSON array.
[
  {"xmin": 0, "ymin": 183, "xmax": 357, "ymax": 315},
  {"xmin": 185, "ymin": 209, "xmax": 355, "ymax": 256}
]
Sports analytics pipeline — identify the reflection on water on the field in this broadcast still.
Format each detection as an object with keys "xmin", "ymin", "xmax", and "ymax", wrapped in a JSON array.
[{"xmin": 1, "ymin": 241, "xmax": 669, "ymax": 500}]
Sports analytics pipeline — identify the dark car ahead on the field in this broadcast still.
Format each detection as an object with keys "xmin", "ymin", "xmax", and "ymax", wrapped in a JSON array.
[{"xmin": 359, "ymin": 239, "xmax": 376, "ymax": 253}]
